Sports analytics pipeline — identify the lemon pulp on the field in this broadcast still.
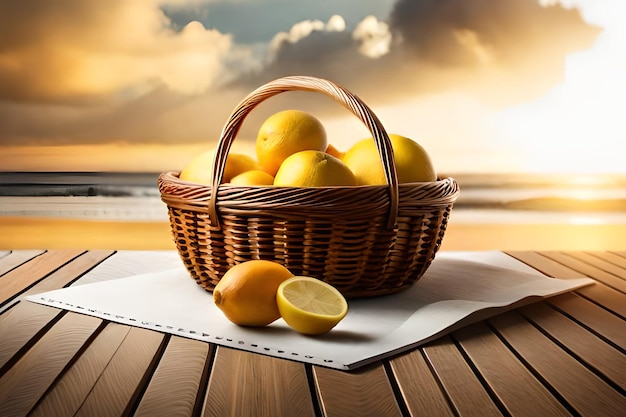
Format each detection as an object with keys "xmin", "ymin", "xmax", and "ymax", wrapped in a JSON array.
[{"xmin": 277, "ymin": 276, "xmax": 348, "ymax": 335}]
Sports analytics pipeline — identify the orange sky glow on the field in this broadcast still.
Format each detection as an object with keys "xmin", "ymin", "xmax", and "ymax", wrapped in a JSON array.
[{"xmin": 0, "ymin": 0, "xmax": 624, "ymax": 175}]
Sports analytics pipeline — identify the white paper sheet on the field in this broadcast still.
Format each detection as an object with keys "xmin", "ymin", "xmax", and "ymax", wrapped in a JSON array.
[{"xmin": 26, "ymin": 251, "xmax": 593, "ymax": 370}]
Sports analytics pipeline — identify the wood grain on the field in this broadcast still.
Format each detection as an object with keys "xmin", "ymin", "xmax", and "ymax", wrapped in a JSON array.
[
  {"xmin": 506, "ymin": 251, "xmax": 590, "ymax": 279},
  {"xmin": 490, "ymin": 311, "xmax": 626, "ymax": 417},
  {"xmin": 313, "ymin": 363, "xmax": 402, "ymax": 417},
  {"xmin": 27, "ymin": 249, "xmax": 115, "ymax": 293},
  {"xmin": 0, "ymin": 249, "xmax": 85, "ymax": 305},
  {"xmin": 0, "ymin": 301, "xmax": 63, "ymax": 373},
  {"xmin": 204, "ymin": 346, "xmax": 315, "ymax": 417},
  {"xmin": 422, "ymin": 336, "xmax": 503, "ymax": 417},
  {"xmin": 454, "ymin": 321, "xmax": 571, "ymax": 417},
  {"xmin": 0, "ymin": 249, "xmax": 114, "ymax": 315},
  {"xmin": 74, "ymin": 326, "xmax": 165, "ymax": 417},
  {"xmin": 588, "ymin": 251, "xmax": 626, "ymax": 273},
  {"xmin": 519, "ymin": 301, "xmax": 626, "ymax": 390},
  {"xmin": 1, "ymin": 249, "xmax": 625, "ymax": 417},
  {"xmin": 134, "ymin": 336, "xmax": 211, "ymax": 417},
  {"xmin": 0, "ymin": 250, "xmax": 44, "ymax": 276},
  {"xmin": 549, "ymin": 292, "xmax": 626, "ymax": 350},
  {"xmin": 507, "ymin": 251, "xmax": 626, "ymax": 317},
  {"xmin": 29, "ymin": 323, "xmax": 131, "ymax": 417},
  {"xmin": 389, "ymin": 349, "xmax": 456, "ymax": 417},
  {"xmin": 540, "ymin": 251, "xmax": 626, "ymax": 293},
  {"xmin": 75, "ymin": 249, "xmax": 182, "ymax": 285},
  {"xmin": 0, "ymin": 312, "xmax": 102, "ymax": 417}
]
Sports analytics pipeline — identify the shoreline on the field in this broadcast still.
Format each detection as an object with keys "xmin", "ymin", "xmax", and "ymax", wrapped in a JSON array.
[
  {"xmin": 2, "ymin": 195, "xmax": 626, "ymax": 224},
  {"xmin": 2, "ymin": 216, "xmax": 625, "ymax": 251}
]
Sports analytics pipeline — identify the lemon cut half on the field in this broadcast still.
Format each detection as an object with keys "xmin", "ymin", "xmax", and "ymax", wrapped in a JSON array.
[{"xmin": 277, "ymin": 276, "xmax": 348, "ymax": 335}]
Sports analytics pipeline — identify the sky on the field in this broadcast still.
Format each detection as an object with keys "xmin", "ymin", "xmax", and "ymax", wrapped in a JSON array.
[{"xmin": 0, "ymin": 0, "xmax": 624, "ymax": 174}]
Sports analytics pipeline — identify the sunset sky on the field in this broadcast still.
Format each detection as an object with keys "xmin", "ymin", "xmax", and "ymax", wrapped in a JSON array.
[{"xmin": 0, "ymin": 0, "xmax": 624, "ymax": 174}]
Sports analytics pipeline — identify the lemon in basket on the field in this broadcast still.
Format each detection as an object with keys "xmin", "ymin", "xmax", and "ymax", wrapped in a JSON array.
[
  {"xmin": 274, "ymin": 150, "xmax": 356, "ymax": 187},
  {"xmin": 213, "ymin": 260, "xmax": 294, "ymax": 327},
  {"xmin": 256, "ymin": 109, "xmax": 327, "ymax": 176},
  {"xmin": 180, "ymin": 150, "xmax": 259, "ymax": 185},
  {"xmin": 230, "ymin": 170, "xmax": 275, "ymax": 186},
  {"xmin": 342, "ymin": 134, "xmax": 436, "ymax": 185},
  {"xmin": 277, "ymin": 276, "xmax": 348, "ymax": 335}
]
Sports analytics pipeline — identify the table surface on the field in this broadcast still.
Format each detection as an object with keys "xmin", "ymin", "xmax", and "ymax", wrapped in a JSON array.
[{"xmin": 0, "ymin": 249, "xmax": 624, "ymax": 417}]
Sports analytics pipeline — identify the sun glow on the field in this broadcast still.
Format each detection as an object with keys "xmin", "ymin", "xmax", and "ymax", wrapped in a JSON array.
[{"xmin": 495, "ymin": 1, "xmax": 626, "ymax": 174}]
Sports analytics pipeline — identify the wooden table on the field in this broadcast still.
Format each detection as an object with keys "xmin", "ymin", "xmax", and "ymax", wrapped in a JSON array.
[{"xmin": 1, "ymin": 249, "xmax": 624, "ymax": 417}]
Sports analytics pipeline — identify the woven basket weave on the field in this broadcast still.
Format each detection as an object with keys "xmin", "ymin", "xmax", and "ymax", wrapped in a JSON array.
[{"xmin": 158, "ymin": 76, "xmax": 459, "ymax": 298}]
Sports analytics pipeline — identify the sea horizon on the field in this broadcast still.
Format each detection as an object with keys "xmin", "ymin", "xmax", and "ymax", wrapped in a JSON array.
[{"xmin": 1, "ymin": 171, "xmax": 626, "ymax": 224}]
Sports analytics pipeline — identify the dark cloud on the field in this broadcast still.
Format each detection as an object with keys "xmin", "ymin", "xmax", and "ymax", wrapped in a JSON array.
[
  {"xmin": 389, "ymin": 0, "xmax": 600, "ymax": 67},
  {"xmin": 249, "ymin": 0, "xmax": 600, "ymax": 99}
]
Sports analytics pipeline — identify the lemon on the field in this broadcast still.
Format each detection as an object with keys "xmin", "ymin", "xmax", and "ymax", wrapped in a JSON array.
[
  {"xmin": 342, "ymin": 134, "xmax": 437, "ymax": 185},
  {"xmin": 213, "ymin": 260, "xmax": 294, "ymax": 327},
  {"xmin": 277, "ymin": 276, "xmax": 348, "ymax": 335},
  {"xmin": 256, "ymin": 110, "xmax": 328, "ymax": 176},
  {"xmin": 180, "ymin": 150, "xmax": 259, "ymax": 185},
  {"xmin": 229, "ymin": 170, "xmax": 275, "ymax": 186},
  {"xmin": 273, "ymin": 150, "xmax": 356, "ymax": 187}
]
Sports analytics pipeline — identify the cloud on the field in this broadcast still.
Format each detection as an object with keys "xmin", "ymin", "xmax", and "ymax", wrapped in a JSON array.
[
  {"xmin": 0, "ymin": 0, "xmax": 602, "ymax": 147},
  {"xmin": 353, "ymin": 16, "xmax": 392, "ymax": 59},
  {"xmin": 389, "ymin": 0, "xmax": 600, "ymax": 68},
  {"xmin": 0, "ymin": 0, "xmax": 237, "ymax": 103},
  {"xmin": 236, "ymin": 0, "xmax": 599, "ymax": 101}
]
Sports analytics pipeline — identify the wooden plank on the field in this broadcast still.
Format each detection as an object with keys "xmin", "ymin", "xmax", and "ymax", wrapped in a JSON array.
[
  {"xmin": 0, "ymin": 312, "xmax": 102, "ymax": 417},
  {"xmin": 0, "ymin": 301, "xmax": 63, "ymax": 373},
  {"xmin": 571, "ymin": 282, "xmax": 626, "ymax": 318},
  {"xmin": 507, "ymin": 251, "xmax": 626, "ymax": 317},
  {"xmin": 490, "ymin": 311, "xmax": 626, "ymax": 417},
  {"xmin": 134, "ymin": 336, "xmax": 211, "ymax": 417},
  {"xmin": 76, "ymin": 250, "xmax": 182, "ymax": 285},
  {"xmin": 549, "ymin": 292, "xmax": 626, "ymax": 350},
  {"xmin": 0, "ymin": 249, "xmax": 114, "ymax": 315},
  {"xmin": 584, "ymin": 251, "xmax": 626, "ymax": 279},
  {"xmin": 30, "ymin": 249, "xmax": 115, "ymax": 293},
  {"xmin": 389, "ymin": 349, "xmax": 456, "ymax": 417},
  {"xmin": 0, "ymin": 250, "xmax": 45, "ymax": 277},
  {"xmin": 520, "ymin": 302, "xmax": 626, "ymax": 390},
  {"xmin": 204, "ymin": 346, "xmax": 315, "ymax": 417},
  {"xmin": 454, "ymin": 321, "xmax": 572, "ymax": 417},
  {"xmin": 541, "ymin": 251, "xmax": 626, "ymax": 293},
  {"xmin": 506, "ymin": 251, "xmax": 589, "ymax": 279},
  {"xmin": 29, "ymin": 323, "xmax": 131, "ymax": 417},
  {"xmin": 422, "ymin": 336, "xmax": 503, "ymax": 417},
  {"xmin": 74, "ymin": 327, "xmax": 165, "ymax": 417},
  {"xmin": 0, "ymin": 249, "xmax": 85, "ymax": 305},
  {"xmin": 313, "ymin": 363, "xmax": 402, "ymax": 417}
]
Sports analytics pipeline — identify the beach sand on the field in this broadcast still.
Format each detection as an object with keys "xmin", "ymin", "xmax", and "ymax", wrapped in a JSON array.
[{"xmin": 2, "ymin": 216, "xmax": 624, "ymax": 251}]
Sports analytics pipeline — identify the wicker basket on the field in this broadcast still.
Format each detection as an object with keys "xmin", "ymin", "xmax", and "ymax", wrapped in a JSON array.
[{"xmin": 158, "ymin": 75, "xmax": 459, "ymax": 298}]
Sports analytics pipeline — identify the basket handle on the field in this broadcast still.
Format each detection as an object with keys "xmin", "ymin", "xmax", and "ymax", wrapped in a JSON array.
[{"xmin": 209, "ymin": 75, "xmax": 399, "ymax": 229}]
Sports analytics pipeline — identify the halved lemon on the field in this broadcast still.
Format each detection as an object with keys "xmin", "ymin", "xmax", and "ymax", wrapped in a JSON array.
[{"xmin": 276, "ymin": 276, "xmax": 348, "ymax": 335}]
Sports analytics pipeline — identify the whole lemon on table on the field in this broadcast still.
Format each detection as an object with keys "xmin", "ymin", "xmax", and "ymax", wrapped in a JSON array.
[
  {"xmin": 342, "ymin": 134, "xmax": 437, "ymax": 185},
  {"xmin": 256, "ymin": 110, "xmax": 328, "ymax": 176},
  {"xmin": 273, "ymin": 150, "xmax": 357, "ymax": 187},
  {"xmin": 213, "ymin": 260, "xmax": 294, "ymax": 327},
  {"xmin": 229, "ymin": 170, "xmax": 275, "ymax": 186},
  {"xmin": 180, "ymin": 150, "xmax": 260, "ymax": 185}
]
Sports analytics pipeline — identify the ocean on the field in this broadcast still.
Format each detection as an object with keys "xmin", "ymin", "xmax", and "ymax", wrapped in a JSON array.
[{"xmin": 1, "ymin": 171, "xmax": 626, "ymax": 224}]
